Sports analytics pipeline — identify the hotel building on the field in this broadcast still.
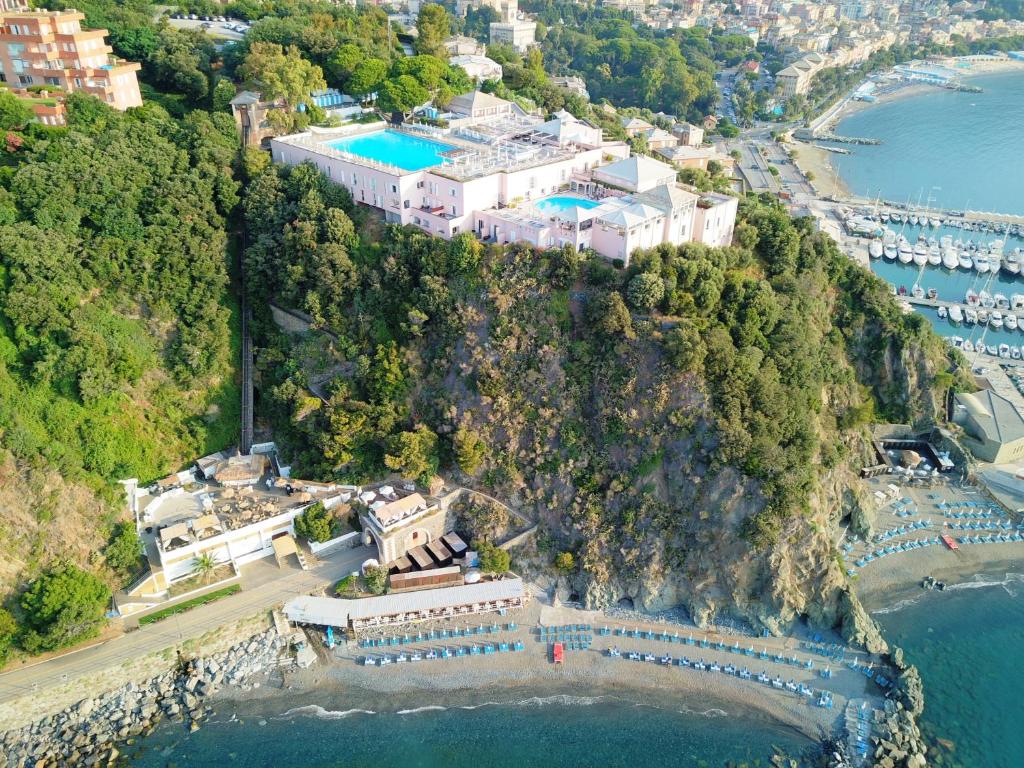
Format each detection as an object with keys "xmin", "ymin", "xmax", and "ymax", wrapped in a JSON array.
[
  {"xmin": 0, "ymin": 6, "xmax": 142, "ymax": 124},
  {"xmin": 271, "ymin": 91, "xmax": 738, "ymax": 266}
]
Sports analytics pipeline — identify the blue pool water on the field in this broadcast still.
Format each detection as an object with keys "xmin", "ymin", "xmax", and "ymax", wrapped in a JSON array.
[
  {"xmin": 327, "ymin": 130, "xmax": 454, "ymax": 171},
  {"xmin": 535, "ymin": 195, "xmax": 603, "ymax": 214}
]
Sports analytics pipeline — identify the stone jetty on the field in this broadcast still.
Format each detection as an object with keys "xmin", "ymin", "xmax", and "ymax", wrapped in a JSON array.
[{"xmin": 0, "ymin": 628, "xmax": 290, "ymax": 767}]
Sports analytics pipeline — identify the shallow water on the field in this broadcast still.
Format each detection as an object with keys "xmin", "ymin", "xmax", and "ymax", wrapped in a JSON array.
[
  {"xmin": 872, "ymin": 574, "xmax": 1024, "ymax": 768},
  {"xmin": 834, "ymin": 71, "xmax": 1024, "ymax": 216},
  {"xmin": 124, "ymin": 686, "xmax": 815, "ymax": 767}
]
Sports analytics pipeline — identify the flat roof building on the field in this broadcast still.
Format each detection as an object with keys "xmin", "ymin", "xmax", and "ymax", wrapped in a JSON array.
[
  {"xmin": 953, "ymin": 390, "xmax": 1024, "ymax": 464},
  {"xmin": 284, "ymin": 577, "xmax": 527, "ymax": 630}
]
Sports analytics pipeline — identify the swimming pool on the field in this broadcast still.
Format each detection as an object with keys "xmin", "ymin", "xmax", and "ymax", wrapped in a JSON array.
[
  {"xmin": 534, "ymin": 195, "xmax": 602, "ymax": 215},
  {"xmin": 326, "ymin": 130, "xmax": 454, "ymax": 172}
]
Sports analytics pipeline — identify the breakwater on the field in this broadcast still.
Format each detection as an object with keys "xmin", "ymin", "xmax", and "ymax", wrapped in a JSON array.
[{"xmin": 0, "ymin": 628, "xmax": 287, "ymax": 767}]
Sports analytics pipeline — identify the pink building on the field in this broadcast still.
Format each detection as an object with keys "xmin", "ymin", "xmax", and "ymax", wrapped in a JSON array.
[
  {"xmin": 271, "ymin": 92, "xmax": 737, "ymax": 264},
  {"xmin": 694, "ymin": 193, "xmax": 739, "ymax": 248},
  {"xmin": 0, "ymin": 7, "xmax": 141, "ymax": 121}
]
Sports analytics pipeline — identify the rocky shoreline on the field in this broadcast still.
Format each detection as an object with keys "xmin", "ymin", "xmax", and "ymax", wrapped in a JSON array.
[{"xmin": 1, "ymin": 628, "xmax": 288, "ymax": 768}]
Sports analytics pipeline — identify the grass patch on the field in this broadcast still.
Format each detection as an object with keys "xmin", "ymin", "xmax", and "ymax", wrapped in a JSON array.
[{"xmin": 138, "ymin": 584, "xmax": 241, "ymax": 626}]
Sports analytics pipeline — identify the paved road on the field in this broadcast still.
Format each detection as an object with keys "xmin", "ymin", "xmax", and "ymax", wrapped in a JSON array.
[{"xmin": 0, "ymin": 545, "xmax": 375, "ymax": 706}]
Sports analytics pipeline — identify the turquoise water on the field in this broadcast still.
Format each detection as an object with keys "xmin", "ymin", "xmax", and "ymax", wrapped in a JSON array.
[
  {"xmin": 327, "ymin": 131, "xmax": 454, "ymax": 171},
  {"xmin": 834, "ymin": 71, "xmax": 1024, "ymax": 215},
  {"xmin": 124, "ymin": 689, "xmax": 814, "ymax": 767},
  {"xmin": 872, "ymin": 576, "xmax": 1024, "ymax": 768},
  {"xmin": 535, "ymin": 195, "xmax": 602, "ymax": 214}
]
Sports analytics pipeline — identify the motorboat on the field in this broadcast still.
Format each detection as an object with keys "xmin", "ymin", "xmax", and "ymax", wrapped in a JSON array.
[
  {"xmin": 966, "ymin": 289, "xmax": 979, "ymax": 305},
  {"xmin": 963, "ymin": 339, "xmax": 975, "ymax": 353},
  {"xmin": 912, "ymin": 284, "xmax": 925, "ymax": 299},
  {"xmin": 884, "ymin": 244, "xmax": 898, "ymax": 260},
  {"xmin": 1012, "ymin": 346, "xmax": 1022, "ymax": 360},
  {"xmin": 1005, "ymin": 249, "xmax": 1022, "ymax": 276},
  {"xmin": 987, "ymin": 344, "xmax": 998, "ymax": 356},
  {"xmin": 958, "ymin": 252, "xmax": 973, "ymax": 270},
  {"xmin": 998, "ymin": 343, "xmax": 1010, "ymax": 358},
  {"xmin": 965, "ymin": 307, "xmax": 978, "ymax": 324},
  {"xmin": 979, "ymin": 291, "xmax": 995, "ymax": 309},
  {"xmin": 990, "ymin": 311, "xmax": 1004, "ymax": 330},
  {"xmin": 929, "ymin": 217, "xmax": 941, "ymax": 228},
  {"xmin": 869, "ymin": 239, "xmax": 883, "ymax": 259},
  {"xmin": 898, "ymin": 243, "xmax": 914, "ymax": 264},
  {"xmin": 1013, "ymin": 294, "xmax": 1024, "ymax": 311},
  {"xmin": 1006, "ymin": 314, "xmax": 1018, "ymax": 331},
  {"xmin": 913, "ymin": 243, "xmax": 928, "ymax": 266},
  {"xmin": 942, "ymin": 248, "xmax": 959, "ymax": 270},
  {"xmin": 974, "ymin": 254, "xmax": 990, "ymax": 273},
  {"xmin": 891, "ymin": 213, "xmax": 903, "ymax": 223},
  {"xmin": 978, "ymin": 308, "xmax": 990, "ymax": 324},
  {"xmin": 937, "ymin": 306, "xmax": 947, "ymax": 319},
  {"xmin": 910, "ymin": 214, "xmax": 919, "ymax": 226},
  {"xmin": 927, "ymin": 245, "xmax": 942, "ymax": 266},
  {"xmin": 927, "ymin": 287, "xmax": 938, "ymax": 300},
  {"xmin": 948, "ymin": 305, "xmax": 963, "ymax": 324},
  {"xmin": 994, "ymin": 293, "xmax": 1009, "ymax": 310}
]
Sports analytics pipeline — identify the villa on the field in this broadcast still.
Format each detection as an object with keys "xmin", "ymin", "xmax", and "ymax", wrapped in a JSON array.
[{"xmin": 270, "ymin": 91, "xmax": 739, "ymax": 265}]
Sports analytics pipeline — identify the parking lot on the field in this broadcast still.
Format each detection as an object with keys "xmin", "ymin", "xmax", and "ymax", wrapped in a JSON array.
[{"xmin": 165, "ymin": 14, "xmax": 249, "ymax": 41}]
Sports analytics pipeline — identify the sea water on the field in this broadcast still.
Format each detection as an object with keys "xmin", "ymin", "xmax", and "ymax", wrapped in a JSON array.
[
  {"xmin": 833, "ymin": 70, "xmax": 1024, "ymax": 216},
  {"xmin": 872, "ymin": 575, "xmax": 1024, "ymax": 768},
  {"xmin": 124, "ymin": 687, "xmax": 814, "ymax": 767}
]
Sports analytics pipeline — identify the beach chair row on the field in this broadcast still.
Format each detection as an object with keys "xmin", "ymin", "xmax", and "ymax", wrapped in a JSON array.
[
  {"xmin": 363, "ymin": 641, "xmax": 526, "ymax": 665},
  {"xmin": 359, "ymin": 623, "xmax": 514, "ymax": 648},
  {"xmin": 601, "ymin": 629, "xmax": 816, "ymax": 669}
]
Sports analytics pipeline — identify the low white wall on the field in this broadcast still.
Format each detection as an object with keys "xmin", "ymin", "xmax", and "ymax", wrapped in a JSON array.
[{"xmin": 309, "ymin": 530, "xmax": 361, "ymax": 555}]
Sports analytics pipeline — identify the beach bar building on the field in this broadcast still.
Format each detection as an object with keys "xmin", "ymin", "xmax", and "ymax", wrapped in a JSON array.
[
  {"xmin": 953, "ymin": 390, "xmax": 1024, "ymax": 464},
  {"xmin": 283, "ymin": 577, "xmax": 527, "ymax": 631}
]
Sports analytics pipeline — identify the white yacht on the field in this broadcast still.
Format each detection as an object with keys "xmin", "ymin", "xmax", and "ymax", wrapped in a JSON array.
[
  {"xmin": 966, "ymin": 289, "xmax": 979, "ymax": 305},
  {"xmin": 963, "ymin": 339, "xmax": 975, "ymax": 353},
  {"xmin": 949, "ymin": 305, "xmax": 963, "ymax": 324},
  {"xmin": 884, "ymin": 244, "xmax": 899, "ymax": 260},
  {"xmin": 979, "ymin": 291, "xmax": 995, "ymax": 309},
  {"xmin": 912, "ymin": 284, "xmax": 925, "ymax": 299},
  {"xmin": 958, "ymin": 251, "xmax": 974, "ymax": 270},
  {"xmin": 998, "ymin": 343, "xmax": 1010, "ymax": 358},
  {"xmin": 942, "ymin": 249, "xmax": 958, "ymax": 270},
  {"xmin": 1013, "ymin": 294, "xmax": 1024, "ymax": 311},
  {"xmin": 1012, "ymin": 346, "xmax": 1022, "ymax": 360},
  {"xmin": 991, "ymin": 311, "xmax": 1004, "ymax": 329},
  {"xmin": 927, "ymin": 244, "xmax": 942, "ymax": 266},
  {"xmin": 898, "ymin": 242, "xmax": 914, "ymax": 264},
  {"xmin": 965, "ymin": 307, "xmax": 978, "ymax": 325},
  {"xmin": 913, "ymin": 243, "xmax": 928, "ymax": 266},
  {"xmin": 910, "ymin": 213, "xmax": 919, "ymax": 226},
  {"xmin": 929, "ymin": 216, "xmax": 941, "ymax": 228},
  {"xmin": 978, "ymin": 308, "xmax": 990, "ymax": 324},
  {"xmin": 937, "ymin": 305, "xmax": 947, "ymax": 319},
  {"xmin": 975, "ymin": 254, "xmax": 991, "ymax": 273},
  {"xmin": 1006, "ymin": 314, "xmax": 1018, "ymax": 331},
  {"xmin": 994, "ymin": 293, "xmax": 1009, "ymax": 310},
  {"xmin": 1004, "ymin": 249, "xmax": 1022, "ymax": 276},
  {"xmin": 869, "ymin": 239, "xmax": 883, "ymax": 259}
]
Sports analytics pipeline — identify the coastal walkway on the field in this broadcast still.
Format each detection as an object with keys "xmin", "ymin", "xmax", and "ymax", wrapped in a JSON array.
[{"xmin": 0, "ymin": 545, "xmax": 374, "ymax": 721}]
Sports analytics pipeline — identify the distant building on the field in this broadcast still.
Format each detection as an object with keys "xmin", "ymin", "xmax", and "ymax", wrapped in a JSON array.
[
  {"xmin": 550, "ymin": 75, "xmax": 589, "ymax": 100},
  {"xmin": 672, "ymin": 121, "xmax": 704, "ymax": 147},
  {"xmin": 229, "ymin": 90, "xmax": 278, "ymax": 148},
  {"xmin": 776, "ymin": 52, "xmax": 828, "ymax": 97},
  {"xmin": 656, "ymin": 144, "xmax": 734, "ymax": 173},
  {"xmin": 953, "ymin": 390, "xmax": 1024, "ymax": 464},
  {"xmin": 489, "ymin": 18, "xmax": 536, "ymax": 52},
  {"xmin": 444, "ymin": 34, "xmax": 486, "ymax": 57},
  {"xmin": 0, "ymin": 6, "xmax": 142, "ymax": 123},
  {"xmin": 620, "ymin": 115, "xmax": 654, "ymax": 137},
  {"xmin": 449, "ymin": 54, "xmax": 503, "ymax": 83},
  {"xmin": 693, "ymin": 192, "xmax": 738, "ymax": 248}
]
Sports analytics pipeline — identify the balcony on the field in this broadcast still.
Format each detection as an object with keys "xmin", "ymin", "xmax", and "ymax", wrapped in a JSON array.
[{"xmin": 419, "ymin": 204, "xmax": 455, "ymax": 221}]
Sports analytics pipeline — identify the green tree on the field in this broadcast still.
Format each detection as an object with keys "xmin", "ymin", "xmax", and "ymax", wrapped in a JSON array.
[
  {"xmin": 346, "ymin": 58, "xmax": 388, "ymax": 97},
  {"xmin": 104, "ymin": 522, "xmax": 142, "ymax": 580},
  {"xmin": 555, "ymin": 551, "xmax": 576, "ymax": 573},
  {"xmin": 587, "ymin": 291, "xmax": 635, "ymax": 340},
  {"xmin": 384, "ymin": 425, "xmax": 439, "ymax": 483},
  {"xmin": 663, "ymin": 322, "xmax": 706, "ymax": 374},
  {"xmin": 416, "ymin": 4, "xmax": 451, "ymax": 58},
  {"xmin": 20, "ymin": 564, "xmax": 111, "ymax": 652},
  {"xmin": 0, "ymin": 91, "xmax": 34, "ymax": 131},
  {"xmin": 0, "ymin": 608, "xmax": 17, "ymax": 665},
  {"xmin": 474, "ymin": 540, "xmax": 510, "ymax": 574},
  {"xmin": 212, "ymin": 79, "xmax": 236, "ymax": 112},
  {"xmin": 192, "ymin": 553, "xmax": 218, "ymax": 584},
  {"xmin": 377, "ymin": 75, "xmax": 430, "ymax": 116},
  {"xmin": 453, "ymin": 423, "xmax": 487, "ymax": 474},
  {"xmin": 363, "ymin": 564, "xmax": 388, "ymax": 595},
  {"xmin": 626, "ymin": 272, "xmax": 665, "ymax": 310},
  {"xmin": 294, "ymin": 501, "xmax": 336, "ymax": 543},
  {"xmin": 239, "ymin": 42, "xmax": 326, "ymax": 115}
]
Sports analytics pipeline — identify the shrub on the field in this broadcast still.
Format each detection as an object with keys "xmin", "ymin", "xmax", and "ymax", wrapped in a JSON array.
[
  {"xmin": 626, "ymin": 272, "xmax": 665, "ymax": 310},
  {"xmin": 20, "ymin": 563, "xmax": 111, "ymax": 652},
  {"xmin": 0, "ymin": 608, "xmax": 17, "ymax": 665},
  {"xmin": 104, "ymin": 521, "xmax": 143, "ymax": 580},
  {"xmin": 554, "ymin": 551, "xmax": 576, "ymax": 573},
  {"xmin": 335, "ymin": 574, "xmax": 359, "ymax": 597},
  {"xmin": 474, "ymin": 540, "xmax": 511, "ymax": 574},
  {"xmin": 294, "ymin": 501, "xmax": 335, "ymax": 543},
  {"xmin": 363, "ymin": 565, "xmax": 388, "ymax": 595}
]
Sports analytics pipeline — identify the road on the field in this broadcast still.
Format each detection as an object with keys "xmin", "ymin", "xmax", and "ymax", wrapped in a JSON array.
[
  {"xmin": 0, "ymin": 545, "xmax": 375, "ymax": 707},
  {"xmin": 165, "ymin": 17, "xmax": 246, "ymax": 42}
]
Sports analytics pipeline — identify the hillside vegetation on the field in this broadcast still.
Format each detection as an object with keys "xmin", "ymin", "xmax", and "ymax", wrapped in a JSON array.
[
  {"xmin": 249, "ymin": 161, "xmax": 955, "ymax": 634},
  {"xmin": 0, "ymin": 95, "xmax": 240, "ymax": 643}
]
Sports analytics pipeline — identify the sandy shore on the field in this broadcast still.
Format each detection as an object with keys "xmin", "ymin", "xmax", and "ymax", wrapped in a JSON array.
[
  {"xmin": 854, "ymin": 544, "xmax": 1024, "ymax": 612},
  {"xmin": 214, "ymin": 595, "xmax": 887, "ymax": 744}
]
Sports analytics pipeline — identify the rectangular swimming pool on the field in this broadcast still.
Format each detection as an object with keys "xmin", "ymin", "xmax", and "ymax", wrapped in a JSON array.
[
  {"xmin": 326, "ymin": 130, "xmax": 454, "ymax": 172},
  {"xmin": 534, "ymin": 195, "xmax": 603, "ymax": 215}
]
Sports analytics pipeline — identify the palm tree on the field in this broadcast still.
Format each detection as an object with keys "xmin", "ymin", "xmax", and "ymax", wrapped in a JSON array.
[{"xmin": 193, "ymin": 553, "xmax": 217, "ymax": 585}]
